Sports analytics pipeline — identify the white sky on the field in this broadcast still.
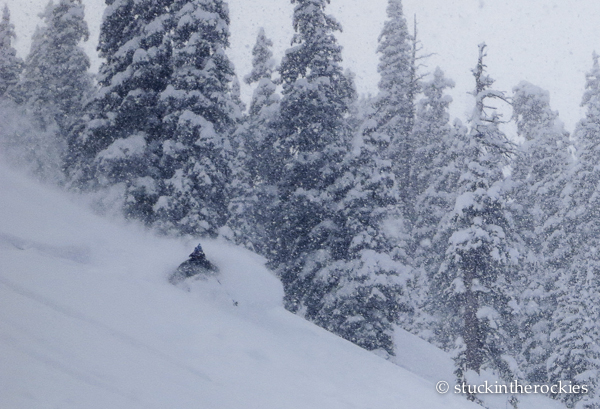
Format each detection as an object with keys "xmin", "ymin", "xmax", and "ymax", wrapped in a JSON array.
[{"xmin": 4, "ymin": 0, "xmax": 600, "ymax": 132}]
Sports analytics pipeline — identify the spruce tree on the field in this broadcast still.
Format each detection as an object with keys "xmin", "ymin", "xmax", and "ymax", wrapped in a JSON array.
[
  {"xmin": 370, "ymin": 0, "xmax": 418, "ymax": 211},
  {"xmin": 547, "ymin": 54, "xmax": 600, "ymax": 408},
  {"xmin": 0, "ymin": 99, "xmax": 64, "ymax": 183},
  {"xmin": 153, "ymin": 0, "xmax": 238, "ymax": 237},
  {"xmin": 424, "ymin": 118, "xmax": 472, "ymax": 349},
  {"xmin": 511, "ymin": 81, "xmax": 571, "ymax": 260},
  {"xmin": 434, "ymin": 44, "xmax": 520, "ymax": 394},
  {"xmin": 226, "ymin": 28, "xmax": 279, "ymax": 251},
  {"xmin": 230, "ymin": 75, "xmax": 245, "ymax": 113},
  {"xmin": 411, "ymin": 68, "xmax": 456, "ymax": 203},
  {"xmin": 314, "ymin": 96, "xmax": 414, "ymax": 356},
  {"xmin": 0, "ymin": 5, "xmax": 22, "ymax": 98},
  {"xmin": 549, "ymin": 274, "xmax": 600, "ymax": 409},
  {"xmin": 245, "ymin": 28, "xmax": 275, "ymax": 94},
  {"xmin": 69, "ymin": 0, "xmax": 173, "ymax": 223},
  {"xmin": 510, "ymin": 81, "xmax": 572, "ymax": 384},
  {"xmin": 410, "ymin": 68, "xmax": 460, "ymax": 341},
  {"xmin": 17, "ymin": 0, "xmax": 92, "ymax": 162},
  {"xmin": 270, "ymin": 0, "xmax": 355, "ymax": 316}
]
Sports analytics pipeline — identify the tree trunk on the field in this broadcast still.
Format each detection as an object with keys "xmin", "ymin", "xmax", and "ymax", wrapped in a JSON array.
[{"xmin": 463, "ymin": 264, "xmax": 483, "ymax": 374}]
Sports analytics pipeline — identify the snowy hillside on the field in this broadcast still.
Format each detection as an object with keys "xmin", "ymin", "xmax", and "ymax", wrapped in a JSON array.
[
  {"xmin": 392, "ymin": 329, "xmax": 566, "ymax": 409},
  {"xmin": 0, "ymin": 163, "xmax": 480, "ymax": 409}
]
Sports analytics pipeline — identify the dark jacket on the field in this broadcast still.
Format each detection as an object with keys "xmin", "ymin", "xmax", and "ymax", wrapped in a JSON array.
[{"xmin": 169, "ymin": 244, "xmax": 218, "ymax": 284}]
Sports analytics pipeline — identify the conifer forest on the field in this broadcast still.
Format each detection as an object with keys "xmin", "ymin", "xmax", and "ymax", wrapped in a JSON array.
[{"xmin": 1, "ymin": 0, "xmax": 600, "ymax": 408}]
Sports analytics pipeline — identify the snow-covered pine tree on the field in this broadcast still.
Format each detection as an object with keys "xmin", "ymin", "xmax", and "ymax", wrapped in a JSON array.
[
  {"xmin": 548, "ymin": 275, "xmax": 600, "ymax": 409},
  {"xmin": 547, "ymin": 54, "xmax": 600, "ymax": 408},
  {"xmin": 16, "ymin": 0, "xmax": 92, "ymax": 165},
  {"xmin": 243, "ymin": 27, "xmax": 279, "ymax": 182},
  {"xmin": 434, "ymin": 44, "xmax": 520, "ymax": 393},
  {"xmin": 313, "ymin": 92, "xmax": 414, "ymax": 357},
  {"xmin": 510, "ymin": 81, "xmax": 572, "ymax": 385},
  {"xmin": 153, "ymin": 0, "xmax": 239, "ymax": 237},
  {"xmin": 69, "ymin": 0, "xmax": 173, "ymax": 223},
  {"xmin": 411, "ymin": 68, "xmax": 456, "ymax": 203},
  {"xmin": 245, "ymin": 28, "xmax": 276, "ymax": 103},
  {"xmin": 511, "ymin": 82, "xmax": 571, "ymax": 259},
  {"xmin": 0, "ymin": 98, "xmax": 65, "ymax": 183},
  {"xmin": 424, "ymin": 118, "xmax": 472, "ymax": 349},
  {"xmin": 0, "ymin": 5, "xmax": 22, "ymax": 98},
  {"xmin": 226, "ymin": 28, "xmax": 280, "ymax": 252},
  {"xmin": 408, "ymin": 68, "xmax": 459, "ymax": 340},
  {"xmin": 230, "ymin": 75, "xmax": 246, "ymax": 113},
  {"xmin": 369, "ymin": 0, "xmax": 418, "ymax": 212},
  {"xmin": 270, "ymin": 0, "xmax": 355, "ymax": 317}
]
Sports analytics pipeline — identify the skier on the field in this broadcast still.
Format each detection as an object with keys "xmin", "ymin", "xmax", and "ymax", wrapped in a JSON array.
[{"xmin": 169, "ymin": 243, "xmax": 218, "ymax": 284}]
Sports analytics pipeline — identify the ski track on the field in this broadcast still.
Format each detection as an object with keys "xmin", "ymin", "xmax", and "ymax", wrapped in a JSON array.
[{"xmin": 0, "ymin": 231, "xmax": 92, "ymax": 265}]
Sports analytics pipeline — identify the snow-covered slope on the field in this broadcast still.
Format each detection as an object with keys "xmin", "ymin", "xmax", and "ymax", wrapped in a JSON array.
[
  {"xmin": 0, "ymin": 163, "xmax": 480, "ymax": 409},
  {"xmin": 392, "ymin": 328, "xmax": 566, "ymax": 409}
]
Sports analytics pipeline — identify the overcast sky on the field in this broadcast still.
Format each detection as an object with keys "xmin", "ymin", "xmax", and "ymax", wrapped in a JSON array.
[{"xmin": 4, "ymin": 0, "xmax": 600, "ymax": 132}]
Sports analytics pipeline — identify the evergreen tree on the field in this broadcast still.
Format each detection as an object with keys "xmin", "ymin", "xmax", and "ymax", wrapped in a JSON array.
[
  {"xmin": 410, "ymin": 68, "xmax": 459, "ymax": 341},
  {"xmin": 434, "ymin": 44, "xmax": 520, "ymax": 394},
  {"xmin": 511, "ymin": 81, "xmax": 571, "ymax": 260},
  {"xmin": 244, "ymin": 28, "xmax": 275, "ymax": 92},
  {"xmin": 510, "ymin": 81, "xmax": 572, "ymax": 384},
  {"xmin": 549, "ymin": 272, "xmax": 600, "ymax": 409},
  {"xmin": 226, "ymin": 28, "xmax": 279, "ymax": 251},
  {"xmin": 153, "ymin": 0, "xmax": 238, "ymax": 237},
  {"xmin": 411, "ymin": 68, "xmax": 456, "ymax": 203},
  {"xmin": 314, "ymin": 97, "xmax": 414, "ymax": 356},
  {"xmin": 0, "ymin": 5, "xmax": 22, "ymax": 98},
  {"xmin": 270, "ymin": 0, "xmax": 355, "ymax": 317},
  {"xmin": 0, "ymin": 98, "xmax": 64, "ymax": 183},
  {"xmin": 230, "ymin": 75, "xmax": 245, "ymax": 113},
  {"xmin": 424, "ymin": 118, "xmax": 472, "ymax": 349},
  {"xmin": 369, "ymin": 0, "xmax": 418, "ymax": 211},
  {"xmin": 547, "ymin": 54, "xmax": 600, "ymax": 408},
  {"xmin": 17, "ymin": 0, "xmax": 92, "ymax": 162},
  {"xmin": 69, "ymin": 0, "xmax": 173, "ymax": 223}
]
